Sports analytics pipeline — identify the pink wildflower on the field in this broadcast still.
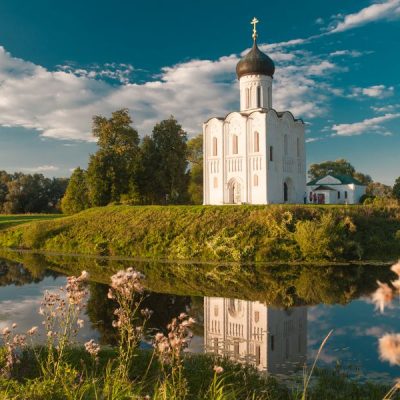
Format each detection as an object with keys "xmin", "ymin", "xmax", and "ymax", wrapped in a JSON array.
[
  {"xmin": 27, "ymin": 326, "xmax": 38, "ymax": 336},
  {"xmin": 379, "ymin": 334, "xmax": 400, "ymax": 365},
  {"xmin": 213, "ymin": 365, "xmax": 224, "ymax": 374},
  {"xmin": 84, "ymin": 339, "xmax": 100, "ymax": 357},
  {"xmin": 371, "ymin": 280, "xmax": 393, "ymax": 312}
]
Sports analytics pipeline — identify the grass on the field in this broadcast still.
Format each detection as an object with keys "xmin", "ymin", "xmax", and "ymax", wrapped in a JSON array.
[
  {"xmin": 0, "ymin": 204, "xmax": 399, "ymax": 263},
  {"xmin": 0, "ymin": 214, "xmax": 63, "ymax": 231}
]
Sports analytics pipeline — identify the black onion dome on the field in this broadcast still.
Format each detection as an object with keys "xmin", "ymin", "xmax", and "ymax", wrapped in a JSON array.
[{"xmin": 236, "ymin": 41, "xmax": 275, "ymax": 79}]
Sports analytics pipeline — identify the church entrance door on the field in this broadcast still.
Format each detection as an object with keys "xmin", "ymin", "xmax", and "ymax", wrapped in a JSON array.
[{"xmin": 229, "ymin": 180, "xmax": 242, "ymax": 204}]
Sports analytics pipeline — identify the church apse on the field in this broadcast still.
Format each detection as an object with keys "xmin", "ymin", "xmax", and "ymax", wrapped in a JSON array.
[{"xmin": 204, "ymin": 297, "xmax": 307, "ymax": 374}]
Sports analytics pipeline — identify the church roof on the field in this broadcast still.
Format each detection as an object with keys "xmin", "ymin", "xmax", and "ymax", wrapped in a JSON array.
[
  {"xmin": 307, "ymin": 174, "xmax": 365, "ymax": 186},
  {"xmin": 203, "ymin": 109, "xmax": 304, "ymax": 125},
  {"xmin": 236, "ymin": 41, "xmax": 275, "ymax": 79},
  {"xmin": 313, "ymin": 185, "xmax": 337, "ymax": 191}
]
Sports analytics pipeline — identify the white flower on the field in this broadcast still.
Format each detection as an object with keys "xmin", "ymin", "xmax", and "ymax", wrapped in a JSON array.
[
  {"xmin": 371, "ymin": 280, "xmax": 393, "ymax": 313},
  {"xmin": 391, "ymin": 261, "xmax": 400, "ymax": 277},
  {"xmin": 27, "ymin": 326, "xmax": 38, "ymax": 336},
  {"xmin": 80, "ymin": 271, "xmax": 89, "ymax": 280},
  {"xmin": 379, "ymin": 334, "xmax": 400, "ymax": 365},
  {"xmin": 77, "ymin": 319, "xmax": 84, "ymax": 328}
]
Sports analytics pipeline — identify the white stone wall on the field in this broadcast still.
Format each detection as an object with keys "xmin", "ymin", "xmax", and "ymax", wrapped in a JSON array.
[
  {"xmin": 204, "ymin": 297, "xmax": 307, "ymax": 373},
  {"xmin": 203, "ymin": 109, "xmax": 306, "ymax": 205},
  {"xmin": 239, "ymin": 74, "xmax": 273, "ymax": 111},
  {"xmin": 307, "ymin": 183, "xmax": 367, "ymax": 204}
]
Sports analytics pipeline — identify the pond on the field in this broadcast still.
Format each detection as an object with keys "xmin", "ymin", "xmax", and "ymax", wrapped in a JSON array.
[{"xmin": 0, "ymin": 250, "xmax": 399, "ymax": 385}]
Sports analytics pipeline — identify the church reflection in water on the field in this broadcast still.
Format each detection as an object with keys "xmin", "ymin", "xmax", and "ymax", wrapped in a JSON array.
[{"xmin": 204, "ymin": 297, "xmax": 307, "ymax": 374}]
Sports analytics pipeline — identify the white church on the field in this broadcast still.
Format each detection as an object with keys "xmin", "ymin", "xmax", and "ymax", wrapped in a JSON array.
[
  {"xmin": 203, "ymin": 18, "xmax": 306, "ymax": 205},
  {"xmin": 204, "ymin": 297, "xmax": 307, "ymax": 374}
]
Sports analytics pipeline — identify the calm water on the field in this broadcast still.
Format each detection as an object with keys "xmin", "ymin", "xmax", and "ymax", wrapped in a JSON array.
[{"xmin": 0, "ymin": 251, "xmax": 399, "ymax": 384}]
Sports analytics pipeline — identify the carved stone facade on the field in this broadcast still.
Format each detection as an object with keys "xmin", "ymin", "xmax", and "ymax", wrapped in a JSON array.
[{"xmin": 204, "ymin": 297, "xmax": 307, "ymax": 374}]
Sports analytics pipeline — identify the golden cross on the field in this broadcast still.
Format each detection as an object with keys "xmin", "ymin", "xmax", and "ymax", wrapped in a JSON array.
[{"xmin": 251, "ymin": 17, "xmax": 259, "ymax": 41}]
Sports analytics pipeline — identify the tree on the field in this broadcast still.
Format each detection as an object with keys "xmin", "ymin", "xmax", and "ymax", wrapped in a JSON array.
[
  {"xmin": 308, "ymin": 159, "xmax": 356, "ymax": 180},
  {"xmin": 3, "ymin": 173, "xmax": 53, "ymax": 214},
  {"xmin": 366, "ymin": 181, "xmax": 393, "ymax": 198},
  {"xmin": 187, "ymin": 134, "xmax": 203, "ymax": 204},
  {"xmin": 150, "ymin": 116, "xmax": 189, "ymax": 204},
  {"xmin": 393, "ymin": 177, "xmax": 400, "ymax": 200},
  {"xmin": 137, "ymin": 136, "xmax": 161, "ymax": 204},
  {"xmin": 0, "ymin": 171, "xmax": 10, "ymax": 212},
  {"xmin": 61, "ymin": 168, "xmax": 91, "ymax": 214},
  {"xmin": 87, "ymin": 109, "xmax": 140, "ymax": 206}
]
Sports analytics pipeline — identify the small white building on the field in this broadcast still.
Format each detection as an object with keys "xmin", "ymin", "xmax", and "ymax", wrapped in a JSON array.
[
  {"xmin": 204, "ymin": 297, "xmax": 307, "ymax": 374},
  {"xmin": 203, "ymin": 19, "xmax": 306, "ymax": 205},
  {"xmin": 307, "ymin": 174, "xmax": 367, "ymax": 204}
]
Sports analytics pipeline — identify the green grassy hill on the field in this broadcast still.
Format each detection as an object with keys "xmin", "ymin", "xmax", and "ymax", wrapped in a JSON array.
[
  {"xmin": 0, "ymin": 214, "xmax": 63, "ymax": 231},
  {"xmin": 0, "ymin": 204, "xmax": 399, "ymax": 262}
]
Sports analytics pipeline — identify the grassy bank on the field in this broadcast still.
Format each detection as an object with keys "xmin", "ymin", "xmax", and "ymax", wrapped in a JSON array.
[
  {"xmin": 0, "ymin": 214, "xmax": 63, "ymax": 231},
  {"xmin": 0, "ymin": 204, "xmax": 399, "ymax": 262}
]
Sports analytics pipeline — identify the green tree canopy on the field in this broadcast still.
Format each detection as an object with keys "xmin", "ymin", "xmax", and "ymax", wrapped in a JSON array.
[
  {"xmin": 61, "ymin": 168, "xmax": 91, "ymax": 214},
  {"xmin": 393, "ymin": 177, "xmax": 400, "ymax": 200},
  {"xmin": 187, "ymin": 134, "xmax": 203, "ymax": 204},
  {"xmin": 87, "ymin": 109, "xmax": 140, "ymax": 206},
  {"xmin": 0, "ymin": 173, "xmax": 67, "ymax": 214},
  {"xmin": 308, "ymin": 158, "xmax": 372, "ymax": 185},
  {"xmin": 149, "ymin": 116, "xmax": 189, "ymax": 204}
]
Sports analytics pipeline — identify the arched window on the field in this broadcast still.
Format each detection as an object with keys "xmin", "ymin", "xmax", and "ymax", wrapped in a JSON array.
[
  {"xmin": 213, "ymin": 177, "xmax": 218, "ymax": 188},
  {"xmin": 269, "ymin": 145, "xmax": 273, "ymax": 161},
  {"xmin": 256, "ymin": 86, "xmax": 261, "ymax": 108},
  {"xmin": 254, "ymin": 174, "xmax": 259, "ymax": 187},
  {"xmin": 284, "ymin": 135, "xmax": 288, "ymax": 156},
  {"xmin": 212, "ymin": 137, "xmax": 218, "ymax": 156},
  {"xmin": 254, "ymin": 131, "xmax": 259, "ymax": 152},
  {"xmin": 296, "ymin": 137, "xmax": 300, "ymax": 157},
  {"xmin": 232, "ymin": 134, "xmax": 238, "ymax": 154},
  {"xmin": 284, "ymin": 182, "xmax": 288, "ymax": 202}
]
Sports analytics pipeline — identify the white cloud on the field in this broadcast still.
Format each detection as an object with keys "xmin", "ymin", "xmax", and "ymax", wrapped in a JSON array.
[
  {"xmin": 332, "ymin": 113, "xmax": 400, "ymax": 136},
  {"xmin": 0, "ymin": 42, "xmax": 343, "ymax": 142},
  {"xmin": 21, "ymin": 165, "xmax": 59, "ymax": 173},
  {"xmin": 371, "ymin": 104, "xmax": 400, "ymax": 113},
  {"xmin": 328, "ymin": 0, "xmax": 400, "ymax": 33},
  {"xmin": 330, "ymin": 50, "xmax": 363, "ymax": 57},
  {"xmin": 350, "ymin": 85, "xmax": 394, "ymax": 99},
  {"xmin": 306, "ymin": 137, "xmax": 322, "ymax": 143}
]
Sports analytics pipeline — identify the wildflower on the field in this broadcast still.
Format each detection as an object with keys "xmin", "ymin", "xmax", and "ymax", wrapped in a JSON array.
[
  {"xmin": 379, "ymin": 334, "xmax": 400, "ymax": 365},
  {"xmin": 392, "ymin": 279, "xmax": 400, "ymax": 292},
  {"xmin": 12, "ymin": 323, "xmax": 17, "ymax": 329},
  {"xmin": 1, "ymin": 327, "xmax": 11, "ymax": 336},
  {"xmin": 38, "ymin": 307, "xmax": 44, "ymax": 315},
  {"xmin": 27, "ymin": 326, "xmax": 38, "ymax": 336},
  {"xmin": 391, "ymin": 261, "xmax": 400, "ymax": 277},
  {"xmin": 84, "ymin": 339, "xmax": 100, "ymax": 358},
  {"xmin": 178, "ymin": 312, "xmax": 188, "ymax": 320},
  {"xmin": 153, "ymin": 314, "xmax": 194, "ymax": 364},
  {"xmin": 80, "ymin": 271, "xmax": 89, "ymax": 280},
  {"xmin": 213, "ymin": 365, "xmax": 224, "ymax": 374},
  {"xmin": 110, "ymin": 268, "xmax": 145, "ymax": 299},
  {"xmin": 141, "ymin": 308, "xmax": 153, "ymax": 319},
  {"xmin": 77, "ymin": 319, "xmax": 84, "ymax": 328},
  {"xmin": 47, "ymin": 331, "xmax": 54, "ymax": 338},
  {"xmin": 371, "ymin": 280, "xmax": 393, "ymax": 312}
]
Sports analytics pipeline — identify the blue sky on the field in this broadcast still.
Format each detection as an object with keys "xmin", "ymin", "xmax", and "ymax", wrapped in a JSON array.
[{"xmin": 0, "ymin": 0, "xmax": 399, "ymax": 184}]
